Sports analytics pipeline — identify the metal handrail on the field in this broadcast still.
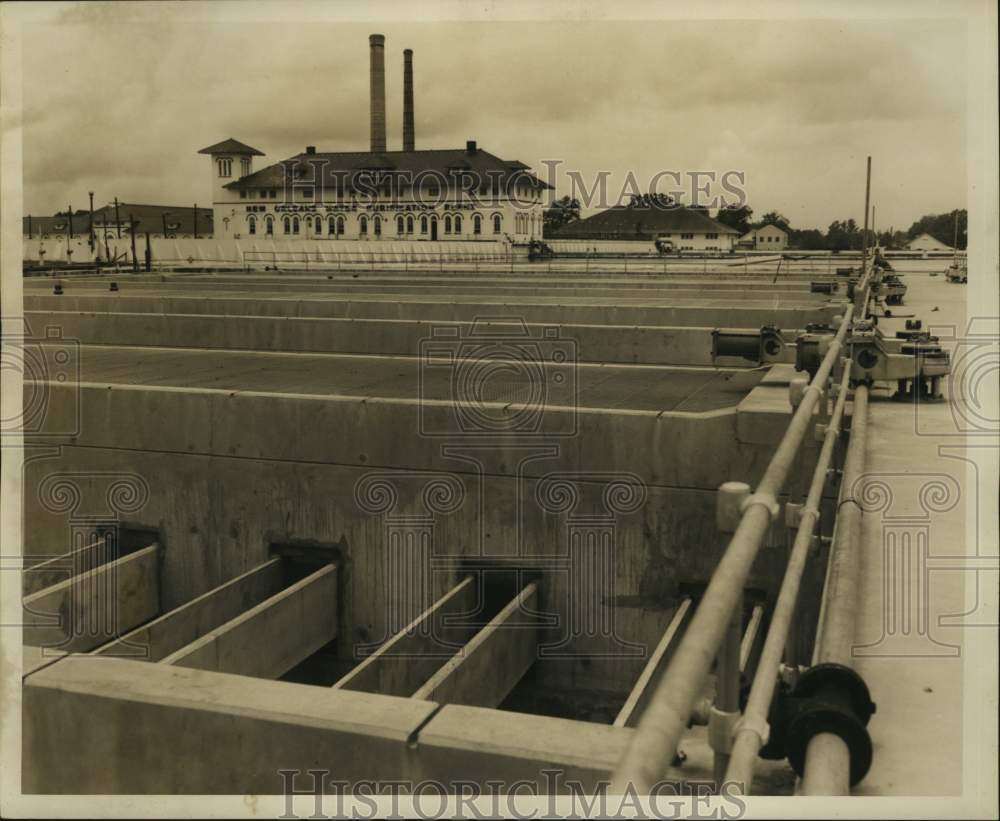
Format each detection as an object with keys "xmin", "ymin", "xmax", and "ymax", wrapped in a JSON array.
[
  {"xmin": 724, "ymin": 364, "xmax": 852, "ymax": 792},
  {"xmin": 609, "ymin": 264, "xmax": 873, "ymax": 794},
  {"xmin": 800, "ymin": 382, "xmax": 870, "ymax": 794}
]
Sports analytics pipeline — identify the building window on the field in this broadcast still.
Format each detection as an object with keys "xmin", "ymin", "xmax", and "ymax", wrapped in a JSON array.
[
  {"xmin": 397, "ymin": 215, "xmax": 405, "ymax": 235},
  {"xmin": 420, "ymin": 215, "xmax": 428, "ymax": 235},
  {"xmin": 217, "ymin": 158, "xmax": 232, "ymax": 178},
  {"xmin": 374, "ymin": 216, "xmax": 382, "ymax": 236},
  {"xmin": 454, "ymin": 215, "xmax": 462, "ymax": 234},
  {"xmin": 240, "ymin": 190, "xmax": 247, "ymax": 199},
  {"xmin": 248, "ymin": 215, "xmax": 256, "ymax": 235},
  {"xmin": 473, "ymin": 214, "xmax": 482, "ymax": 235},
  {"xmin": 444, "ymin": 215, "xmax": 452, "ymax": 234},
  {"xmin": 328, "ymin": 216, "xmax": 336, "ymax": 236},
  {"xmin": 292, "ymin": 216, "xmax": 300, "ymax": 235},
  {"xmin": 283, "ymin": 216, "xmax": 291, "ymax": 234},
  {"xmin": 493, "ymin": 214, "xmax": 502, "ymax": 234},
  {"xmin": 315, "ymin": 216, "xmax": 323, "ymax": 236},
  {"xmin": 406, "ymin": 215, "xmax": 414, "ymax": 234},
  {"xmin": 681, "ymin": 233, "xmax": 694, "ymax": 239},
  {"xmin": 265, "ymin": 216, "xmax": 273, "ymax": 235},
  {"xmin": 359, "ymin": 216, "xmax": 368, "ymax": 235},
  {"xmin": 336, "ymin": 216, "xmax": 345, "ymax": 236},
  {"xmin": 706, "ymin": 233, "xmax": 718, "ymax": 239},
  {"xmin": 241, "ymin": 158, "xmax": 251, "ymax": 177},
  {"xmin": 269, "ymin": 189, "xmax": 277, "ymax": 199},
  {"xmin": 300, "ymin": 186, "xmax": 314, "ymax": 200}
]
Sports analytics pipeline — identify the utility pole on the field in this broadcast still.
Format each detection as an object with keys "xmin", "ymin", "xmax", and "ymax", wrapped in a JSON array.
[
  {"xmin": 114, "ymin": 197, "xmax": 122, "ymax": 238},
  {"xmin": 193, "ymin": 204, "xmax": 199, "ymax": 239},
  {"xmin": 67, "ymin": 205, "xmax": 74, "ymax": 239},
  {"xmin": 129, "ymin": 214, "xmax": 139, "ymax": 272},
  {"xmin": 161, "ymin": 212, "xmax": 169, "ymax": 238},
  {"xmin": 861, "ymin": 156, "xmax": 871, "ymax": 264},
  {"xmin": 88, "ymin": 191, "xmax": 95, "ymax": 251}
]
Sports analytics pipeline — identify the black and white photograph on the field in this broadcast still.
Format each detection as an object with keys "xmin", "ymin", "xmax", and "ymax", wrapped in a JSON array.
[{"xmin": 0, "ymin": 1, "xmax": 997, "ymax": 818}]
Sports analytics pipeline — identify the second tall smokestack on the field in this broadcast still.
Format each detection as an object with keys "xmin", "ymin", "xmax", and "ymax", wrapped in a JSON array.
[
  {"xmin": 369, "ymin": 34, "xmax": 386, "ymax": 153},
  {"xmin": 403, "ymin": 48, "xmax": 415, "ymax": 151}
]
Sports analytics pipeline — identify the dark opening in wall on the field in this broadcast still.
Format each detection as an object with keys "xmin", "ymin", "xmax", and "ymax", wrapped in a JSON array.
[{"xmin": 269, "ymin": 540, "xmax": 343, "ymax": 686}]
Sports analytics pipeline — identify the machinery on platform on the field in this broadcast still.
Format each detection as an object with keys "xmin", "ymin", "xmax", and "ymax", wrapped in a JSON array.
[{"xmin": 712, "ymin": 296, "xmax": 950, "ymax": 399}]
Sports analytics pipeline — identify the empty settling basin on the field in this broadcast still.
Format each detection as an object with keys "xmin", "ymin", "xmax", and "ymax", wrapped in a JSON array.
[{"xmin": 21, "ymin": 268, "xmax": 846, "ymax": 793}]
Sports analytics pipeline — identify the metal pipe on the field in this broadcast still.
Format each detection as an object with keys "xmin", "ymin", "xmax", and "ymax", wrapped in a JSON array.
[
  {"xmin": 800, "ymin": 382, "xmax": 869, "ymax": 794},
  {"xmin": 609, "ymin": 316, "xmax": 850, "ymax": 794},
  {"xmin": 724, "ymin": 366, "xmax": 852, "ymax": 793}
]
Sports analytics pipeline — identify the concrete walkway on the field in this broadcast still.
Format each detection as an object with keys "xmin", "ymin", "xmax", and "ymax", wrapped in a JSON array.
[{"xmin": 852, "ymin": 269, "xmax": 995, "ymax": 796}]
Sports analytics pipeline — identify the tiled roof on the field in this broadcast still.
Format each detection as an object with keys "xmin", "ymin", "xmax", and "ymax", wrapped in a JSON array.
[
  {"xmin": 198, "ymin": 138, "xmax": 265, "ymax": 156},
  {"xmin": 224, "ymin": 148, "xmax": 552, "ymax": 192},
  {"xmin": 550, "ymin": 204, "xmax": 739, "ymax": 239}
]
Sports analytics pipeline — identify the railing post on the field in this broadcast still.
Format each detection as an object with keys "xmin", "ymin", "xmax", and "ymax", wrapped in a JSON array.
[{"xmin": 712, "ymin": 481, "xmax": 750, "ymax": 787}]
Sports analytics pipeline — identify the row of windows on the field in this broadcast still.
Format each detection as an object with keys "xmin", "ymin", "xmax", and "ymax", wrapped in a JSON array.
[
  {"xmin": 217, "ymin": 157, "xmax": 251, "ymax": 179},
  {"xmin": 246, "ymin": 212, "xmax": 507, "ymax": 237},
  {"xmin": 514, "ymin": 213, "xmax": 540, "ymax": 234},
  {"xmin": 758, "ymin": 235, "xmax": 782, "ymax": 242}
]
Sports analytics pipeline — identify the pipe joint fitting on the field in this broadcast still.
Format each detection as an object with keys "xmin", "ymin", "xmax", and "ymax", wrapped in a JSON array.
[
  {"xmin": 708, "ymin": 706, "xmax": 742, "ymax": 755},
  {"xmin": 742, "ymin": 492, "xmax": 780, "ymax": 522}
]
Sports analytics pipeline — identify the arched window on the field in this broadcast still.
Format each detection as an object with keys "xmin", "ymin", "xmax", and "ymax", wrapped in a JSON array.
[
  {"xmin": 406, "ymin": 215, "xmax": 414, "ymax": 234},
  {"xmin": 265, "ymin": 216, "xmax": 274, "ymax": 236},
  {"xmin": 444, "ymin": 215, "xmax": 452, "ymax": 234},
  {"xmin": 283, "ymin": 216, "xmax": 291, "ymax": 234},
  {"xmin": 420, "ymin": 215, "xmax": 428, "ymax": 235},
  {"xmin": 454, "ymin": 215, "xmax": 462, "ymax": 234},
  {"xmin": 397, "ymin": 215, "xmax": 405, "ymax": 235},
  {"xmin": 315, "ymin": 216, "xmax": 323, "ymax": 236},
  {"xmin": 374, "ymin": 216, "xmax": 382, "ymax": 236},
  {"xmin": 337, "ymin": 216, "xmax": 345, "ymax": 236},
  {"xmin": 359, "ymin": 215, "xmax": 368, "ymax": 235},
  {"xmin": 473, "ymin": 214, "xmax": 482, "ymax": 235},
  {"xmin": 248, "ymin": 215, "xmax": 256, "ymax": 235},
  {"xmin": 328, "ymin": 216, "xmax": 336, "ymax": 235},
  {"xmin": 492, "ymin": 214, "xmax": 502, "ymax": 234},
  {"xmin": 292, "ymin": 216, "xmax": 300, "ymax": 235}
]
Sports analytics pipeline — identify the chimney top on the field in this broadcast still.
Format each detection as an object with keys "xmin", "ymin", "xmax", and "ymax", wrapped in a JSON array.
[
  {"xmin": 370, "ymin": 33, "xmax": 385, "ymax": 44},
  {"xmin": 305, "ymin": 146, "xmax": 316, "ymax": 155},
  {"xmin": 466, "ymin": 140, "xmax": 477, "ymax": 155},
  {"xmin": 404, "ymin": 47, "xmax": 413, "ymax": 55}
]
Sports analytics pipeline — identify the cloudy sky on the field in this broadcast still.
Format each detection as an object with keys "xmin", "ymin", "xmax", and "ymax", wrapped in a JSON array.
[{"xmin": 17, "ymin": 2, "xmax": 968, "ymax": 232}]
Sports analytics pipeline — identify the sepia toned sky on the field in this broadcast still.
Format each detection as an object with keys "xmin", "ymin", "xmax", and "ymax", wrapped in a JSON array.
[{"xmin": 18, "ymin": 3, "xmax": 968, "ymax": 232}]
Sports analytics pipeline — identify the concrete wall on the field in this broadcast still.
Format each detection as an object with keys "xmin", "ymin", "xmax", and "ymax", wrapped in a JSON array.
[
  {"xmin": 25, "ymin": 379, "xmax": 823, "ymax": 694},
  {"xmin": 23, "ymin": 236, "xmax": 516, "ymax": 265}
]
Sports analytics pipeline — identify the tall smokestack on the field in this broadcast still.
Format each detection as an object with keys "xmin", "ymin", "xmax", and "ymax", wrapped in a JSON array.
[
  {"xmin": 403, "ymin": 49, "xmax": 415, "ymax": 151},
  {"xmin": 369, "ymin": 34, "xmax": 387, "ymax": 153}
]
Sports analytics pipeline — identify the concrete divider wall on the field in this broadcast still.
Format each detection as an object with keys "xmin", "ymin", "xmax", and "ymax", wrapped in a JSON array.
[
  {"xmin": 27, "ymin": 310, "xmax": 786, "ymax": 366},
  {"xmin": 22, "ymin": 655, "xmax": 628, "ymax": 793},
  {"xmin": 25, "ymin": 293, "xmax": 838, "ymax": 328},
  {"xmin": 25, "ymin": 381, "xmax": 820, "ymax": 693}
]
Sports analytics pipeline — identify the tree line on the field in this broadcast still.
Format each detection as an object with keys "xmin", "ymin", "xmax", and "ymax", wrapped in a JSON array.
[
  {"xmin": 542, "ymin": 196, "xmax": 967, "ymax": 251},
  {"xmin": 714, "ymin": 205, "xmax": 967, "ymax": 250}
]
